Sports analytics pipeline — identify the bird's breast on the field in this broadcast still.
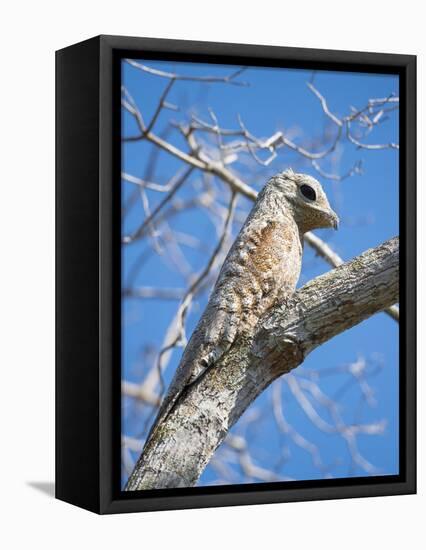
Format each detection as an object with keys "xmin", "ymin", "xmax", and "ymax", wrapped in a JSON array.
[{"xmin": 217, "ymin": 218, "xmax": 302, "ymax": 318}]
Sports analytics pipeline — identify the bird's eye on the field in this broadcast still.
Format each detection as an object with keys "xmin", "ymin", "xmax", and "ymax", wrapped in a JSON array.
[{"xmin": 300, "ymin": 184, "xmax": 316, "ymax": 201}]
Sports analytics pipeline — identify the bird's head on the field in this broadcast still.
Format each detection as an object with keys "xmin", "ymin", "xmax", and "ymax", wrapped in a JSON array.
[{"xmin": 267, "ymin": 168, "xmax": 339, "ymax": 233}]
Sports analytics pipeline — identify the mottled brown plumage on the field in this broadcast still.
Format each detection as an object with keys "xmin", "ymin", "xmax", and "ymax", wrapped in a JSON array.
[{"xmin": 152, "ymin": 169, "xmax": 339, "ymax": 430}]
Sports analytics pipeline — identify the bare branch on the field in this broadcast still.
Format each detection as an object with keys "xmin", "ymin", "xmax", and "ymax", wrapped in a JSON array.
[
  {"xmin": 307, "ymin": 82, "xmax": 343, "ymax": 127},
  {"xmin": 346, "ymin": 120, "xmax": 399, "ymax": 150},
  {"xmin": 122, "ymin": 172, "xmax": 177, "ymax": 192},
  {"xmin": 304, "ymin": 231, "xmax": 398, "ymax": 321},
  {"xmin": 155, "ymin": 191, "xmax": 237, "ymax": 370},
  {"xmin": 146, "ymin": 78, "xmax": 176, "ymax": 135},
  {"xmin": 310, "ymin": 159, "xmax": 363, "ymax": 181},
  {"xmin": 123, "ymin": 166, "xmax": 194, "ymax": 244},
  {"xmin": 126, "ymin": 59, "xmax": 249, "ymax": 86},
  {"xmin": 122, "ymin": 381, "xmax": 160, "ymax": 407}
]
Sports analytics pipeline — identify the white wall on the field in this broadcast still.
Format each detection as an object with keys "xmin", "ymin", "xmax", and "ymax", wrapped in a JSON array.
[{"xmin": 1, "ymin": 1, "xmax": 422, "ymax": 548}]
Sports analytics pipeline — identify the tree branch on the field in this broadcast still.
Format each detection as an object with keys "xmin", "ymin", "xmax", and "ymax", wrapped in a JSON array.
[
  {"xmin": 304, "ymin": 231, "xmax": 398, "ymax": 321},
  {"xmin": 125, "ymin": 236, "xmax": 399, "ymax": 490}
]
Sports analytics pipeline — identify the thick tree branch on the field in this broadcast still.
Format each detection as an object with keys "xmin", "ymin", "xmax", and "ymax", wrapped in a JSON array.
[
  {"xmin": 125, "ymin": 236, "xmax": 399, "ymax": 490},
  {"xmin": 304, "ymin": 232, "xmax": 399, "ymax": 321}
]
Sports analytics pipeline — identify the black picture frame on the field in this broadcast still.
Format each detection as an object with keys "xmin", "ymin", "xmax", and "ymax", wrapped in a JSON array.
[{"xmin": 56, "ymin": 34, "xmax": 416, "ymax": 514}]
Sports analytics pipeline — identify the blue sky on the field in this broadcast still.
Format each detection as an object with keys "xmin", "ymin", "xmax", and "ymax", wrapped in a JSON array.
[{"xmin": 121, "ymin": 58, "xmax": 399, "ymax": 488}]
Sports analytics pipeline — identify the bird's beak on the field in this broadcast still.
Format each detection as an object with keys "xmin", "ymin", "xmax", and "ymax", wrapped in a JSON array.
[{"xmin": 329, "ymin": 211, "xmax": 339, "ymax": 230}]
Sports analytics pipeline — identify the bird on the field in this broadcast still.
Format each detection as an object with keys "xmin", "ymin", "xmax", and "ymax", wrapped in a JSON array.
[{"xmin": 148, "ymin": 168, "xmax": 339, "ymax": 437}]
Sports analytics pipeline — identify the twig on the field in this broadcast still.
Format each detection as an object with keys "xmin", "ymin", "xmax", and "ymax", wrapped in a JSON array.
[
  {"xmin": 123, "ymin": 166, "xmax": 195, "ymax": 244},
  {"xmin": 126, "ymin": 59, "xmax": 248, "ymax": 86}
]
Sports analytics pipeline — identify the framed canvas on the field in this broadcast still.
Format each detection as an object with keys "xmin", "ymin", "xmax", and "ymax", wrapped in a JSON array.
[{"xmin": 56, "ymin": 35, "xmax": 416, "ymax": 514}]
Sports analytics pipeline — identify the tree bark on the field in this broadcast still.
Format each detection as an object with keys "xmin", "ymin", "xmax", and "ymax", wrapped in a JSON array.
[{"xmin": 125, "ymin": 236, "xmax": 399, "ymax": 490}]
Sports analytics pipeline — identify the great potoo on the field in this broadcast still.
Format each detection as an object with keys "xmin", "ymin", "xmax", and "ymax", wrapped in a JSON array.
[{"xmin": 150, "ymin": 169, "xmax": 339, "ymax": 433}]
